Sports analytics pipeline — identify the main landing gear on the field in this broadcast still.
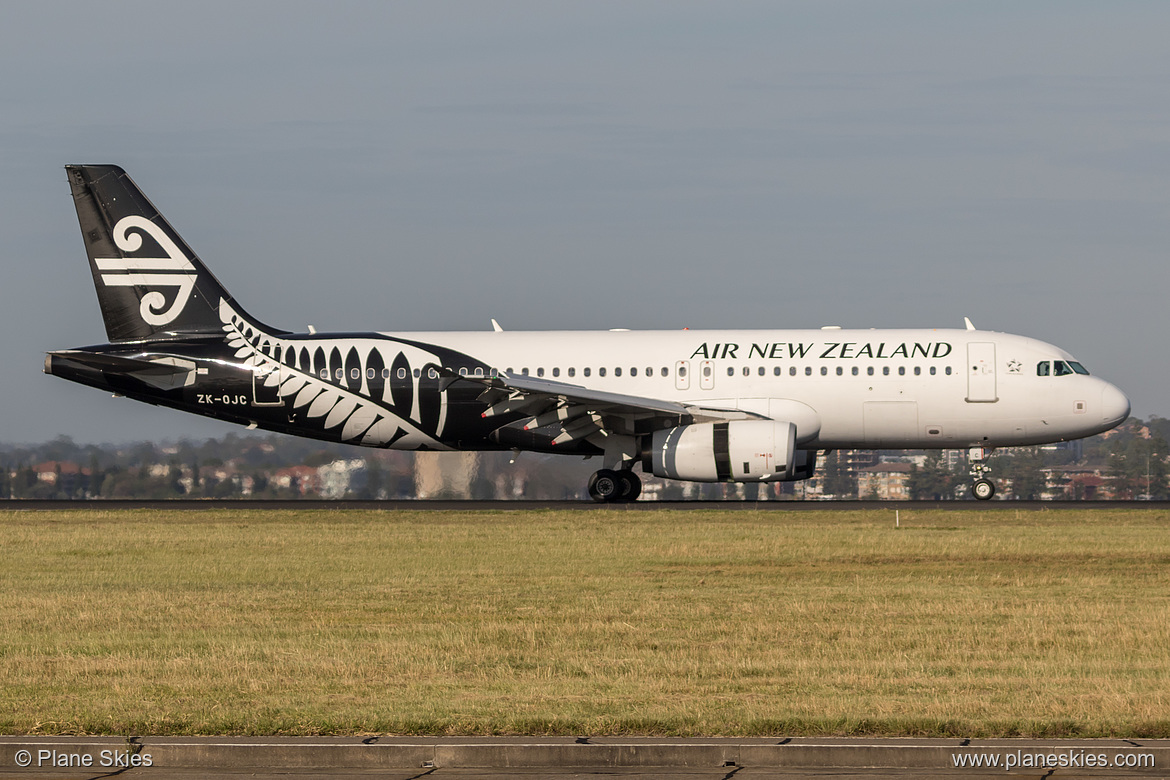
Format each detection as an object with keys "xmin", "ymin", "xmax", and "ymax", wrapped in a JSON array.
[
  {"xmin": 588, "ymin": 468, "xmax": 642, "ymax": 503},
  {"xmin": 969, "ymin": 446, "xmax": 996, "ymax": 500}
]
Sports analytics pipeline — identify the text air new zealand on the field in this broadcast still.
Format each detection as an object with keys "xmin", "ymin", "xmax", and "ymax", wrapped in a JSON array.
[{"xmin": 47, "ymin": 165, "xmax": 1130, "ymax": 501}]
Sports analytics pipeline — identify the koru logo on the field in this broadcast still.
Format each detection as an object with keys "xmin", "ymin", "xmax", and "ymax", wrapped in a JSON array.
[{"xmin": 95, "ymin": 216, "xmax": 197, "ymax": 326}]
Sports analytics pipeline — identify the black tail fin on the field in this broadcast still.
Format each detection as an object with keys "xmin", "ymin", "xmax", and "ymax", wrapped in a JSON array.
[{"xmin": 66, "ymin": 165, "xmax": 279, "ymax": 342}]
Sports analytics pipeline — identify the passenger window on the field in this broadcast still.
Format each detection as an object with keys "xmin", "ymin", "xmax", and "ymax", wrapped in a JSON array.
[
  {"xmin": 428, "ymin": 368, "xmax": 438, "ymax": 379},
  {"xmin": 820, "ymin": 366, "xmax": 828, "ymax": 376},
  {"xmin": 567, "ymin": 368, "xmax": 575, "ymax": 377},
  {"xmin": 522, "ymin": 368, "xmax": 529, "ymax": 376},
  {"xmin": 805, "ymin": 367, "xmax": 812, "ymax": 376},
  {"xmin": 397, "ymin": 368, "xmax": 406, "ymax": 379},
  {"xmin": 929, "ymin": 366, "xmax": 936, "ymax": 376},
  {"xmin": 460, "ymin": 367, "xmax": 469, "ymax": 377},
  {"xmin": 475, "ymin": 367, "xmax": 484, "ymax": 377},
  {"xmin": 898, "ymin": 366, "xmax": 905, "ymax": 376},
  {"xmin": 630, "ymin": 367, "xmax": 638, "ymax": 377},
  {"xmin": 727, "ymin": 366, "xmax": 735, "ymax": 377},
  {"xmin": 836, "ymin": 366, "xmax": 843, "ymax": 376},
  {"xmin": 319, "ymin": 368, "xmax": 328, "ymax": 379},
  {"xmin": 414, "ymin": 368, "xmax": 421, "ymax": 378},
  {"xmin": 914, "ymin": 367, "xmax": 921, "ymax": 376},
  {"xmin": 599, "ymin": 367, "xmax": 607, "ymax": 377},
  {"xmin": 867, "ymin": 367, "xmax": 874, "ymax": 376},
  {"xmin": 703, "ymin": 365, "xmax": 712, "ymax": 378},
  {"xmin": 552, "ymin": 367, "xmax": 559, "ymax": 377},
  {"xmin": 852, "ymin": 366, "xmax": 858, "ymax": 376},
  {"xmin": 758, "ymin": 366, "xmax": 765, "ymax": 376},
  {"xmin": 614, "ymin": 367, "xmax": 622, "ymax": 377},
  {"xmin": 882, "ymin": 367, "xmax": 889, "ymax": 376},
  {"xmin": 645, "ymin": 367, "xmax": 652, "ymax": 376},
  {"xmin": 945, "ymin": 367, "xmax": 952, "ymax": 375},
  {"xmin": 743, "ymin": 366, "xmax": 750, "ymax": 377},
  {"xmin": 774, "ymin": 366, "xmax": 782, "ymax": 376},
  {"xmin": 678, "ymin": 366, "xmax": 686, "ymax": 377},
  {"xmin": 367, "ymin": 368, "xmax": 375, "ymax": 379},
  {"xmin": 536, "ymin": 367, "xmax": 544, "ymax": 377},
  {"xmin": 661, "ymin": 367, "xmax": 668, "ymax": 377},
  {"xmin": 1037, "ymin": 361, "xmax": 1051, "ymax": 376},
  {"xmin": 789, "ymin": 367, "xmax": 796, "ymax": 376},
  {"xmin": 584, "ymin": 368, "xmax": 591, "ymax": 377}
]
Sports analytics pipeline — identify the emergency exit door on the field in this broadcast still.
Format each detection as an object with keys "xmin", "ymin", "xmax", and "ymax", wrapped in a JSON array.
[{"xmin": 966, "ymin": 342, "xmax": 998, "ymax": 403}]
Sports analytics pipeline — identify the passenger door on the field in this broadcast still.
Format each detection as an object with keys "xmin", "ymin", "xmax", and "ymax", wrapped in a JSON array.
[{"xmin": 966, "ymin": 342, "xmax": 998, "ymax": 403}]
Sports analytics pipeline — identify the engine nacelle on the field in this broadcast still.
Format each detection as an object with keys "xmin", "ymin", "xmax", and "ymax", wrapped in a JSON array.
[{"xmin": 650, "ymin": 420, "xmax": 797, "ymax": 482}]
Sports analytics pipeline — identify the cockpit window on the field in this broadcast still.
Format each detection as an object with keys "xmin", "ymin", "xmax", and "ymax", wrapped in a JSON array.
[
  {"xmin": 1037, "ymin": 361, "xmax": 1050, "ymax": 376},
  {"xmin": 1054, "ymin": 360, "xmax": 1074, "ymax": 376},
  {"xmin": 1069, "ymin": 361, "xmax": 1089, "ymax": 375}
]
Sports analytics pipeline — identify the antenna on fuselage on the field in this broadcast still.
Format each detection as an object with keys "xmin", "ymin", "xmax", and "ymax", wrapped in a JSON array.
[{"xmin": 963, "ymin": 317, "xmax": 976, "ymax": 331}]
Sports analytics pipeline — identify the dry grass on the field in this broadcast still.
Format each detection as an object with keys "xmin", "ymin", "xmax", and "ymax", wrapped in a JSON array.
[{"xmin": 1, "ymin": 506, "xmax": 1168, "ymax": 736}]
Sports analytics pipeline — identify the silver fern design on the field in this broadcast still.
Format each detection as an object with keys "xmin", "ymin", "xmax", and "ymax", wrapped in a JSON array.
[{"xmin": 218, "ymin": 301, "xmax": 452, "ymax": 450}]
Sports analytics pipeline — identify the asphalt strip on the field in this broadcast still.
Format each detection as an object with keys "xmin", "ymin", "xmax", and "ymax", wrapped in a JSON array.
[{"xmin": 1, "ymin": 736, "xmax": 1167, "ymax": 777}]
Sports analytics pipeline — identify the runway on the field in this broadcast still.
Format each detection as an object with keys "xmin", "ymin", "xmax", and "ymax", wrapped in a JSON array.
[
  {"xmin": 2, "ymin": 498, "xmax": 1167, "ymax": 511},
  {"xmin": 1, "ymin": 736, "xmax": 1166, "ymax": 778}
]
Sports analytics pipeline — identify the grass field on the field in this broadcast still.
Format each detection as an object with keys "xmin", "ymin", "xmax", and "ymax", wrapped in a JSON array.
[{"xmin": 1, "ymin": 506, "xmax": 1168, "ymax": 737}]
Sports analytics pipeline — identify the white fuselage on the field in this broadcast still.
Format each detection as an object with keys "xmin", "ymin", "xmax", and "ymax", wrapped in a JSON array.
[{"xmin": 387, "ymin": 327, "xmax": 1129, "ymax": 450}]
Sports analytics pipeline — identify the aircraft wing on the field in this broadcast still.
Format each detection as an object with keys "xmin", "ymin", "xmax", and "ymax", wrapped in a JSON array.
[{"xmin": 441, "ymin": 368, "xmax": 764, "ymax": 445}]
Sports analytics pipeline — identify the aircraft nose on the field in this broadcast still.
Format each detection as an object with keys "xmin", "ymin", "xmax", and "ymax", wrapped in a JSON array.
[{"xmin": 1100, "ymin": 382, "xmax": 1130, "ymax": 427}]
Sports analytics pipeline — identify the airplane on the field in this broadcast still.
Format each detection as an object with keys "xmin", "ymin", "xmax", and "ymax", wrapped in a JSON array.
[{"xmin": 45, "ymin": 165, "xmax": 1131, "ymax": 501}]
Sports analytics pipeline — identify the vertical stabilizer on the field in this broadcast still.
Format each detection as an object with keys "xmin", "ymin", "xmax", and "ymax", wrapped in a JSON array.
[{"xmin": 66, "ymin": 165, "xmax": 276, "ymax": 342}]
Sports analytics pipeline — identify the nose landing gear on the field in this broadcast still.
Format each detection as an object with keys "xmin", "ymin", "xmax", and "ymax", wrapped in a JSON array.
[
  {"xmin": 588, "ymin": 467, "xmax": 642, "ymax": 503},
  {"xmin": 969, "ymin": 446, "xmax": 996, "ymax": 500}
]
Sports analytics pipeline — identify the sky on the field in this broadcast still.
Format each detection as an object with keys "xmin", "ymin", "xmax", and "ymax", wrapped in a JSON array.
[{"xmin": 2, "ymin": 1, "xmax": 1168, "ymax": 443}]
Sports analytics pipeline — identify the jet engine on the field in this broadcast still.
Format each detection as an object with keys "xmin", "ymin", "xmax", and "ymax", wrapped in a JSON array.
[{"xmin": 649, "ymin": 420, "xmax": 798, "ymax": 482}]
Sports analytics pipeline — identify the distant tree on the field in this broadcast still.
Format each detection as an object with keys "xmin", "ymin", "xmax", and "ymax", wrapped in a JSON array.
[
  {"xmin": 211, "ymin": 478, "xmax": 239, "ymax": 498},
  {"xmin": 1000, "ymin": 448, "xmax": 1047, "ymax": 499},
  {"xmin": 908, "ymin": 452, "xmax": 956, "ymax": 500},
  {"xmin": 470, "ymin": 472, "xmax": 496, "ymax": 500},
  {"xmin": 86, "ymin": 452, "xmax": 102, "ymax": 498},
  {"xmin": 11, "ymin": 464, "xmax": 37, "ymax": 498},
  {"xmin": 362, "ymin": 459, "xmax": 383, "ymax": 499},
  {"xmin": 303, "ymin": 450, "xmax": 335, "ymax": 468},
  {"xmin": 822, "ymin": 451, "xmax": 855, "ymax": 498},
  {"xmin": 1107, "ymin": 435, "xmax": 1167, "ymax": 499}
]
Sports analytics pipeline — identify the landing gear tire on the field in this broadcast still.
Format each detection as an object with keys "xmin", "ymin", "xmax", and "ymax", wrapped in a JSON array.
[
  {"xmin": 588, "ymin": 469, "xmax": 642, "ymax": 503},
  {"xmin": 616, "ymin": 470, "xmax": 641, "ymax": 502},
  {"xmin": 972, "ymin": 479, "xmax": 995, "ymax": 501},
  {"xmin": 588, "ymin": 469, "xmax": 622, "ymax": 502}
]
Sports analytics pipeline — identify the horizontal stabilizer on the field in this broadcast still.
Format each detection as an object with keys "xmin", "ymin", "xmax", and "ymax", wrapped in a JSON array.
[
  {"xmin": 45, "ymin": 350, "xmax": 189, "ymax": 376},
  {"xmin": 45, "ymin": 350, "xmax": 200, "ymax": 391}
]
